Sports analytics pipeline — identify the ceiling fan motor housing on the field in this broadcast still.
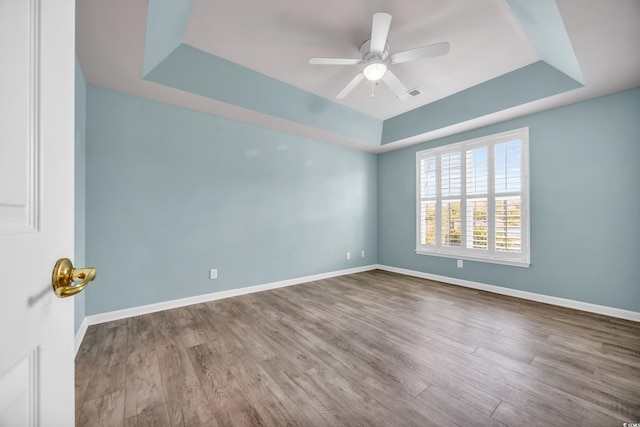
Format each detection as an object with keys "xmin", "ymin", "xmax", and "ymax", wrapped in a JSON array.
[{"xmin": 360, "ymin": 39, "xmax": 390, "ymax": 63}]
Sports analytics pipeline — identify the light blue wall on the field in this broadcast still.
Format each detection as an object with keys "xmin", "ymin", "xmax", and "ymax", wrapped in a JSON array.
[
  {"xmin": 146, "ymin": 44, "xmax": 383, "ymax": 147},
  {"xmin": 74, "ymin": 58, "xmax": 87, "ymax": 332},
  {"xmin": 378, "ymin": 88, "xmax": 640, "ymax": 312},
  {"xmin": 381, "ymin": 61, "xmax": 582, "ymax": 144},
  {"xmin": 84, "ymin": 86, "xmax": 378, "ymax": 315},
  {"xmin": 142, "ymin": 0, "xmax": 193, "ymax": 77},
  {"xmin": 507, "ymin": 0, "xmax": 583, "ymax": 84},
  {"xmin": 81, "ymin": 84, "xmax": 639, "ymax": 316}
]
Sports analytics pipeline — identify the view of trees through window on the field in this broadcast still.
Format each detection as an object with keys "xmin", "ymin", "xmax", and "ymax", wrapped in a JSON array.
[
  {"xmin": 495, "ymin": 197, "xmax": 521, "ymax": 252},
  {"xmin": 467, "ymin": 199, "xmax": 487, "ymax": 249},
  {"xmin": 421, "ymin": 199, "xmax": 521, "ymax": 251}
]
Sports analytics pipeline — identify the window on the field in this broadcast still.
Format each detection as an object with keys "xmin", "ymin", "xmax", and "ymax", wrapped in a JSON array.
[{"xmin": 416, "ymin": 128, "xmax": 530, "ymax": 267}]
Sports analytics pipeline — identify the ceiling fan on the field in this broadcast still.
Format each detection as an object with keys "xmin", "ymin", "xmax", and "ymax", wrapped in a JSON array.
[{"xmin": 309, "ymin": 12, "xmax": 449, "ymax": 100}]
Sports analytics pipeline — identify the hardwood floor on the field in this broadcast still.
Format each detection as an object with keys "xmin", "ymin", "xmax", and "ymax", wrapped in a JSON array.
[{"xmin": 75, "ymin": 270, "xmax": 640, "ymax": 426}]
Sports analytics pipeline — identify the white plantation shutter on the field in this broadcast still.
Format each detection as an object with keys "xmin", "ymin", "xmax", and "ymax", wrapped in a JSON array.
[
  {"xmin": 416, "ymin": 128, "xmax": 530, "ymax": 267},
  {"xmin": 440, "ymin": 153, "xmax": 462, "ymax": 247},
  {"xmin": 418, "ymin": 156, "xmax": 437, "ymax": 246},
  {"xmin": 494, "ymin": 141, "xmax": 522, "ymax": 253},
  {"xmin": 495, "ymin": 196, "xmax": 521, "ymax": 252},
  {"xmin": 466, "ymin": 146, "xmax": 488, "ymax": 250}
]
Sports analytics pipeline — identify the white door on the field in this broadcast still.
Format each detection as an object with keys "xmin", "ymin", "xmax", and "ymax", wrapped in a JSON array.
[{"xmin": 0, "ymin": 0, "xmax": 77, "ymax": 425}]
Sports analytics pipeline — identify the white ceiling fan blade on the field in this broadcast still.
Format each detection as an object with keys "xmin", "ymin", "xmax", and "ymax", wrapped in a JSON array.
[
  {"xmin": 381, "ymin": 70, "xmax": 408, "ymax": 98},
  {"xmin": 370, "ymin": 12, "xmax": 392, "ymax": 53},
  {"xmin": 309, "ymin": 58, "xmax": 361, "ymax": 65},
  {"xmin": 390, "ymin": 42, "xmax": 450, "ymax": 64},
  {"xmin": 337, "ymin": 73, "xmax": 364, "ymax": 99}
]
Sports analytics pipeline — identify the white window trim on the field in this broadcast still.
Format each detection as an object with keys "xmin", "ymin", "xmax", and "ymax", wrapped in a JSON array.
[{"xmin": 415, "ymin": 127, "xmax": 530, "ymax": 268}]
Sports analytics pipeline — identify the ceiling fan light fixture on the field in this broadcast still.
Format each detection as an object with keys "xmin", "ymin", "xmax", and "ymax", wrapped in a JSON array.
[{"xmin": 363, "ymin": 61, "xmax": 387, "ymax": 81}]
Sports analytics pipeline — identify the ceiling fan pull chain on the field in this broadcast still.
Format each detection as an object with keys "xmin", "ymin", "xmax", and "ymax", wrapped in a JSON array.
[{"xmin": 371, "ymin": 80, "xmax": 375, "ymax": 98}]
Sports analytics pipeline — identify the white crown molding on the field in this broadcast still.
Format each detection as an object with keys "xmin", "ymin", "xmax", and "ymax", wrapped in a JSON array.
[
  {"xmin": 85, "ymin": 265, "xmax": 378, "ymax": 326},
  {"xmin": 374, "ymin": 264, "xmax": 640, "ymax": 322}
]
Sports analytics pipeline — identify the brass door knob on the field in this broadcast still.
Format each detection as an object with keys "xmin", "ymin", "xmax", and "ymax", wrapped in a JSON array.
[{"xmin": 52, "ymin": 258, "xmax": 96, "ymax": 298}]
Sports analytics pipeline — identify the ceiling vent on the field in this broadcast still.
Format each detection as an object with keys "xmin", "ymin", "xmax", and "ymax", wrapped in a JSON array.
[{"xmin": 399, "ymin": 88, "xmax": 423, "ymax": 100}]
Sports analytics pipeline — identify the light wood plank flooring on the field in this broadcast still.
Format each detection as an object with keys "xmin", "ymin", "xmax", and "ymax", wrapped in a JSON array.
[{"xmin": 76, "ymin": 270, "xmax": 640, "ymax": 426}]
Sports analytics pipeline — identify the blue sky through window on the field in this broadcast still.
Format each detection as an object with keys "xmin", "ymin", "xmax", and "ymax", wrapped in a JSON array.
[
  {"xmin": 495, "ymin": 141, "xmax": 521, "ymax": 193},
  {"xmin": 467, "ymin": 147, "xmax": 488, "ymax": 195}
]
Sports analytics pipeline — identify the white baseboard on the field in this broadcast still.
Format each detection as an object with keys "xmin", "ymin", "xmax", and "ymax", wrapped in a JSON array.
[
  {"xmin": 80, "ymin": 262, "xmax": 639, "ymax": 330},
  {"xmin": 74, "ymin": 317, "xmax": 88, "ymax": 357},
  {"xmin": 85, "ymin": 265, "xmax": 377, "ymax": 326},
  {"xmin": 375, "ymin": 264, "xmax": 640, "ymax": 322}
]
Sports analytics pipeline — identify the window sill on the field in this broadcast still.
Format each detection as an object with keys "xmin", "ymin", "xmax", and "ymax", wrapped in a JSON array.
[{"xmin": 415, "ymin": 249, "xmax": 530, "ymax": 268}]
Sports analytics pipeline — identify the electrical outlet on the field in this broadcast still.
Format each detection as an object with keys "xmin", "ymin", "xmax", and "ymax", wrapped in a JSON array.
[
  {"xmin": 457, "ymin": 260, "xmax": 463, "ymax": 268},
  {"xmin": 361, "ymin": 250, "xmax": 365, "ymax": 258},
  {"xmin": 209, "ymin": 269, "xmax": 218, "ymax": 279},
  {"xmin": 346, "ymin": 252, "xmax": 351, "ymax": 260}
]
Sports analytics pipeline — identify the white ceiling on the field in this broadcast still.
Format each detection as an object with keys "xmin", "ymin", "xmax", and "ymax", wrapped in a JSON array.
[
  {"xmin": 76, "ymin": 0, "xmax": 640, "ymax": 152},
  {"xmin": 184, "ymin": 0, "xmax": 539, "ymax": 119}
]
